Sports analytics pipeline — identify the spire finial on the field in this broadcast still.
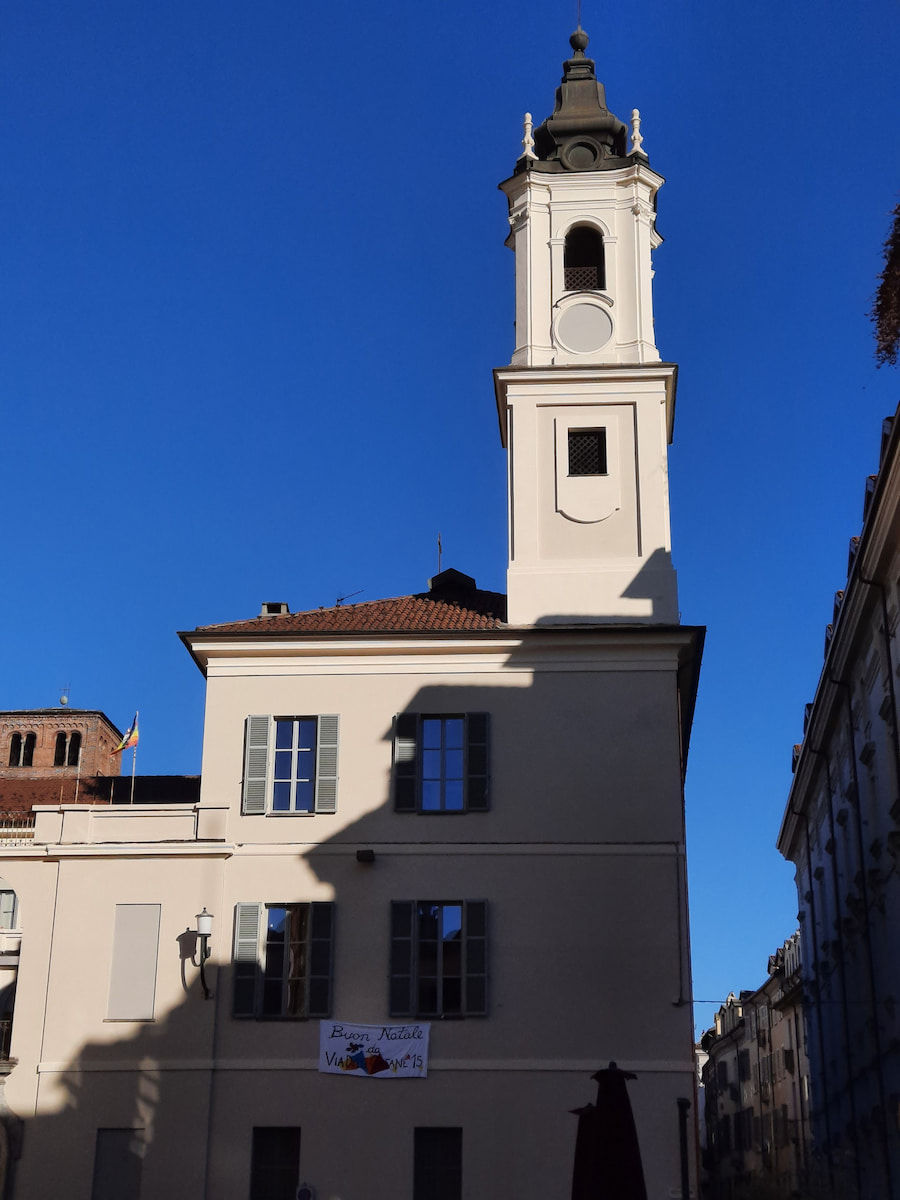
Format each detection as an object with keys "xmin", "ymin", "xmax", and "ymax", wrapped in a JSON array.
[
  {"xmin": 522, "ymin": 112, "xmax": 537, "ymax": 159},
  {"xmin": 569, "ymin": 27, "xmax": 590, "ymax": 56},
  {"xmin": 630, "ymin": 109, "xmax": 646, "ymax": 156}
]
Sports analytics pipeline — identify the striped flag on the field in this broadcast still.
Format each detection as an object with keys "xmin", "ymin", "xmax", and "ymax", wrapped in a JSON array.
[{"xmin": 111, "ymin": 712, "xmax": 139, "ymax": 755}]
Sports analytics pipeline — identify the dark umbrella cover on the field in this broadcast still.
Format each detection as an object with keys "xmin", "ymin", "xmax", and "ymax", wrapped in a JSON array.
[{"xmin": 571, "ymin": 1062, "xmax": 648, "ymax": 1200}]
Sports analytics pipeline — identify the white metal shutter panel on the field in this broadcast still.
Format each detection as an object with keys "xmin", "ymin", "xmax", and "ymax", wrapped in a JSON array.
[
  {"xmin": 314, "ymin": 715, "xmax": 339, "ymax": 813},
  {"xmin": 233, "ymin": 902, "xmax": 262, "ymax": 1016},
  {"xmin": 242, "ymin": 716, "xmax": 270, "ymax": 815}
]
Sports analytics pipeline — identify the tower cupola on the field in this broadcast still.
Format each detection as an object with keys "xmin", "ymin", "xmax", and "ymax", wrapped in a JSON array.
[{"xmin": 531, "ymin": 30, "xmax": 629, "ymax": 171}]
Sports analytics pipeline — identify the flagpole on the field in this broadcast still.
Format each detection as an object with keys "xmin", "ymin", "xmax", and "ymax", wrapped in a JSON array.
[{"xmin": 130, "ymin": 741, "xmax": 137, "ymax": 805}]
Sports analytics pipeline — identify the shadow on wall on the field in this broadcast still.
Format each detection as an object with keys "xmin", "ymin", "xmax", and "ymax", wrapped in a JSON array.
[{"xmin": 0, "ymin": 621, "xmax": 699, "ymax": 1199}]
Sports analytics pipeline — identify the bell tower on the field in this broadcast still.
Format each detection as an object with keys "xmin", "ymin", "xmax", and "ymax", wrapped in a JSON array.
[{"xmin": 495, "ymin": 30, "xmax": 679, "ymax": 625}]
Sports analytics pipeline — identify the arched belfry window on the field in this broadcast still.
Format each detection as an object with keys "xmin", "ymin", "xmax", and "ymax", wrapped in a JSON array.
[
  {"xmin": 564, "ymin": 225, "xmax": 605, "ymax": 292},
  {"xmin": 7, "ymin": 733, "xmax": 35, "ymax": 768},
  {"xmin": 54, "ymin": 732, "xmax": 67, "ymax": 767},
  {"xmin": 67, "ymin": 731, "xmax": 81, "ymax": 767}
]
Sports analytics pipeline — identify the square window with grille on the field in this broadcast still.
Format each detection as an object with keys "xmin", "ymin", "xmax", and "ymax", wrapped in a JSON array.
[{"xmin": 568, "ymin": 429, "xmax": 607, "ymax": 476}]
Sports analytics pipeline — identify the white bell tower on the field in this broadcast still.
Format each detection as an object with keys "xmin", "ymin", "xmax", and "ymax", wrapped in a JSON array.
[{"xmin": 495, "ymin": 30, "xmax": 679, "ymax": 626}]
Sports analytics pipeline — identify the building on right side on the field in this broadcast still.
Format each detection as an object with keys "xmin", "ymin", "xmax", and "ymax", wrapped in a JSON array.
[{"xmin": 777, "ymin": 405, "xmax": 900, "ymax": 1199}]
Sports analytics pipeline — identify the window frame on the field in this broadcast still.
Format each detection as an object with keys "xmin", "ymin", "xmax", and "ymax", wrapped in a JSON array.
[
  {"xmin": 390, "ymin": 899, "xmax": 487, "ymax": 1019},
  {"xmin": 233, "ymin": 901, "xmax": 334, "ymax": 1020},
  {"xmin": 241, "ymin": 715, "xmax": 339, "ymax": 816},
  {"xmin": 393, "ymin": 713, "xmax": 489, "ymax": 814},
  {"xmin": 413, "ymin": 1127, "xmax": 462, "ymax": 1200}
]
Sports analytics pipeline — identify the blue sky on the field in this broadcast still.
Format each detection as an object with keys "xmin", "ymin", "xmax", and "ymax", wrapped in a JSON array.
[{"xmin": 3, "ymin": 1, "xmax": 900, "ymax": 1037}]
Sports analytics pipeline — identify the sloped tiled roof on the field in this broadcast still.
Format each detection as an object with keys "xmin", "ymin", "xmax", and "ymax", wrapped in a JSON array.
[
  {"xmin": 193, "ymin": 570, "xmax": 508, "ymax": 636},
  {"xmin": 0, "ymin": 776, "xmax": 201, "ymax": 814}
]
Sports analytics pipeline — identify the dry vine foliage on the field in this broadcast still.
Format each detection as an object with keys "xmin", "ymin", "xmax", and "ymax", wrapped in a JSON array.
[{"xmin": 873, "ymin": 201, "xmax": 900, "ymax": 366}]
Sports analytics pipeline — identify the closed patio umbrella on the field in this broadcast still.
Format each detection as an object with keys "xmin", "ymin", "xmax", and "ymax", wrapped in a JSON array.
[{"xmin": 571, "ymin": 1062, "xmax": 647, "ymax": 1200}]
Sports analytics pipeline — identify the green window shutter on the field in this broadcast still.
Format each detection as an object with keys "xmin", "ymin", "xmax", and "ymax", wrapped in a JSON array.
[
  {"xmin": 314, "ymin": 716, "xmax": 339, "ymax": 814},
  {"xmin": 464, "ymin": 900, "xmax": 488, "ymax": 1015},
  {"xmin": 233, "ymin": 902, "xmax": 262, "ymax": 1017},
  {"xmin": 242, "ymin": 716, "xmax": 270, "ymax": 815},
  {"xmin": 308, "ymin": 902, "xmax": 335, "ymax": 1016},
  {"xmin": 466, "ymin": 713, "xmax": 490, "ymax": 811},
  {"xmin": 393, "ymin": 714, "xmax": 419, "ymax": 812},
  {"xmin": 389, "ymin": 901, "xmax": 415, "ymax": 1016}
]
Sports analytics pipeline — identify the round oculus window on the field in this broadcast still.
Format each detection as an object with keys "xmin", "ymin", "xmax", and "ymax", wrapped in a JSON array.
[
  {"xmin": 561, "ymin": 139, "xmax": 600, "ymax": 170},
  {"xmin": 556, "ymin": 302, "xmax": 613, "ymax": 354}
]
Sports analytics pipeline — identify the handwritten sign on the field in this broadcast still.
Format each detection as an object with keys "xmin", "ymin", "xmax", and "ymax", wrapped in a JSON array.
[{"xmin": 318, "ymin": 1021, "xmax": 430, "ymax": 1078}]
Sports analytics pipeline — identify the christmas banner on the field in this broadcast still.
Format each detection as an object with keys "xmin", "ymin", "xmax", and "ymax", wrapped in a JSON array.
[{"xmin": 318, "ymin": 1021, "xmax": 430, "ymax": 1078}]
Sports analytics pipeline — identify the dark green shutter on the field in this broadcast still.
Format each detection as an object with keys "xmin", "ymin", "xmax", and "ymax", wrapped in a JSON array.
[
  {"xmin": 233, "ymin": 902, "xmax": 262, "ymax": 1016},
  {"xmin": 464, "ymin": 900, "xmax": 488, "ymax": 1015},
  {"xmin": 242, "ymin": 717, "xmax": 270, "ymax": 815},
  {"xmin": 389, "ymin": 901, "xmax": 415, "ymax": 1016},
  {"xmin": 465, "ymin": 713, "xmax": 490, "ymax": 811},
  {"xmin": 393, "ymin": 715, "xmax": 419, "ymax": 812},
  {"xmin": 308, "ymin": 902, "xmax": 334, "ymax": 1016}
]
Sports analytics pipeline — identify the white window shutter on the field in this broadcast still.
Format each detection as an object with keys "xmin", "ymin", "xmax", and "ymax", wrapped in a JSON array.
[
  {"xmin": 315, "ymin": 715, "xmax": 339, "ymax": 813},
  {"xmin": 242, "ymin": 716, "xmax": 270, "ymax": 814},
  {"xmin": 232, "ymin": 902, "xmax": 262, "ymax": 1017}
]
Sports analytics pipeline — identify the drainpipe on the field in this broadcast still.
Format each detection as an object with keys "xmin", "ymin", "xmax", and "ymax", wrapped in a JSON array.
[
  {"xmin": 677, "ymin": 1097, "xmax": 691, "ymax": 1200},
  {"xmin": 828, "ymin": 673, "xmax": 894, "ymax": 1199},
  {"xmin": 794, "ymin": 807, "xmax": 833, "ymax": 1192},
  {"xmin": 806, "ymin": 743, "xmax": 863, "ymax": 1199}
]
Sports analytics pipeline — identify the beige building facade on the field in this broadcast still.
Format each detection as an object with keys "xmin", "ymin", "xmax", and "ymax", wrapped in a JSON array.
[{"xmin": 0, "ymin": 29, "xmax": 703, "ymax": 1200}]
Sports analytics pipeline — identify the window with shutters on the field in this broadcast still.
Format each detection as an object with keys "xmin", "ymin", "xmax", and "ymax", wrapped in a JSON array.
[
  {"xmin": 393, "ymin": 714, "xmax": 489, "ymax": 813},
  {"xmin": 241, "ymin": 715, "xmax": 339, "ymax": 815},
  {"xmin": 390, "ymin": 900, "xmax": 487, "ymax": 1018},
  {"xmin": 233, "ymin": 902, "xmax": 334, "ymax": 1019}
]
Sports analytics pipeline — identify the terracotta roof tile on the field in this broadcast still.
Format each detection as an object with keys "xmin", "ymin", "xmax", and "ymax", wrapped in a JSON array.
[{"xmin": 194, "ymin": 585, "xmax": 508, "ymax": 636}]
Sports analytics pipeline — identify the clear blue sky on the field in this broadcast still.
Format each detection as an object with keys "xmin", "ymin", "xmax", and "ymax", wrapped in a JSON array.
[{"xmin": 3, "ymin": 1, "xmax": 899, "ymax": 1038}]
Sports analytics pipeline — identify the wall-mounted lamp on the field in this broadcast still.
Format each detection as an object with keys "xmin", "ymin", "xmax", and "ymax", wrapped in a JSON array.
[
  {"xmin": 193, "ymin": 907, "xmax": 214, "ymax": 1000},
  {"xmin": 356, "ymin": 849, "xmax": 375, "ymax": 864}
]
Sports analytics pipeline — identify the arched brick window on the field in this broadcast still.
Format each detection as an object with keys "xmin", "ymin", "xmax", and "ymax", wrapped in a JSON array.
[
  {"xmin": 8, "ymin": 732, "xmax": 35, "ymax": 768},
  {"xmin": 54, "ymin": 732, "xmax": 67, "ymax": 767},
  {"xmin": 67, "ymin": 731, "xmax": 81, "ymax": 767}
]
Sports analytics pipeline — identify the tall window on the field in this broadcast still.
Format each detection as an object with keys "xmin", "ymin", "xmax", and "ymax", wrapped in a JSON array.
[
  {"xmin": 249, "ymin": 1127, "xmax": 301, "ymax": 1200},
  {"xmin": 414, "ymin": 1128, "xmax": 462, "ymax": 1200},
  {"xmin": 233, "ymin": 901, "xmax": 334, "ymax": 1019},
  {"xmin": 564, "ymin": 224, "xmax": 605, "ymax": 291},
  {"xmin": 273, "ymin": 718, "xmax": 316, "ymax": 811},
  {"xmin": 393, "ymin": 714, "xmax": 490, "ymax": 813},
  {"xmin": 390, "ymin": 900, "xmax": 487, "ymax": 1018},
  {"xmin": 7, "ymin": 732, "xmax": 35, "ymax": 768},
  {"xmin": 54, "ymin": 732, "xmax": 67, "ymax": 766}
]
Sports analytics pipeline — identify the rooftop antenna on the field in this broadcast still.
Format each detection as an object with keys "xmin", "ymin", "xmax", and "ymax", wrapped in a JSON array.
[
  {"xmin": 335, "ymin": 589, "xmax": 363, "ymax": 607},
  {"xmin": 437, "ymin": 532, "xmax": 443, "ymax": 574}
]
